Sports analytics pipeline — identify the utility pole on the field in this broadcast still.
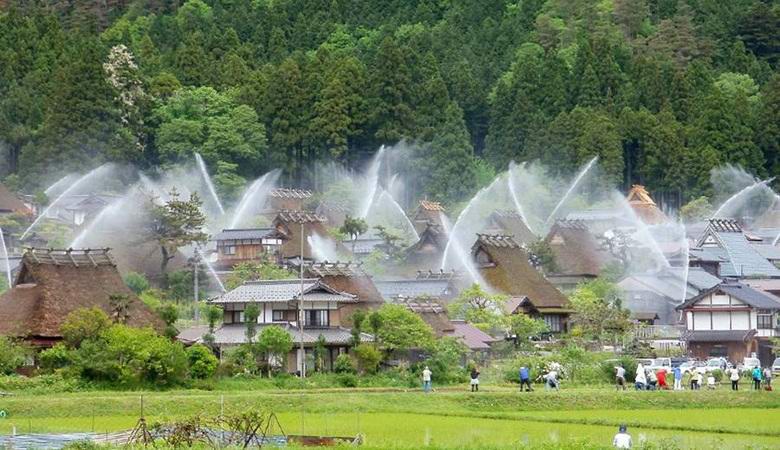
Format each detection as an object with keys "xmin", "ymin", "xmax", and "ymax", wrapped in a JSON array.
[
  {"xmin": 298, "ymin": 222, "xmax": 306, "ymax": 378},
  {"xmin": 193, "ymin": 249, "xmax": 200, "ymax": 322}
]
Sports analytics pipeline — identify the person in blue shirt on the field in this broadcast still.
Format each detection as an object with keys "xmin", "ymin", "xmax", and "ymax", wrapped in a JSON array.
[
  {"xmin": 752, "ymin": 366, "xmax": 762, "ymax": 390},
  {"xmin": 673, "ymin": 366, "xmax": 683, "ymax": 390},
  {"xmin": 519, "ymin": 366, "xmax": 532, "ymax": 392}
]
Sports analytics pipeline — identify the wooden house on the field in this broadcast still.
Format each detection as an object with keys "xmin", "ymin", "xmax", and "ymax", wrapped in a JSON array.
[
  {"xmin": 689, "ymin": 219, "xmax": 780, "ymax": 278},
  {"xmin": 213, "ymin": 228, "xmax": 285, "ymax": 269},
  {"xmin": 405, "ymin": 222, "xmax": 448, "ymax": 270},
  {"xmin": 208, "ymin": 278, "xmax": 372, "ymax": 372},
  {"xmin": 0, "ymin": 183, "xmax": 33, "ymax": 216},
  {"xmin": 676, "ymin": 280, "xmax": 780, "ymax": 366},
  {"xmin": 300, "ymin": 261, "xmax": 385, "ymax": 320},
  {"xmin": 472, "ymin": 234, "xmax": 571, "ymax": 333},
  {"xmin": 0, "ymin": 248, "xmax": 164, "ymax": 348}
]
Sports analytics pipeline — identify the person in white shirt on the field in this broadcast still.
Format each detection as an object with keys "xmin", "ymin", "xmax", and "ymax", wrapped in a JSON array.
[
  {"xmin": 613, "ymin": 424, "xmax": 632, "ymax": 448},
  {"xmin": 634, "ymin": 364, "xmax": 647, "ymax": 390},
  {"xmin": 615, "ymin": 365, "xmax": 626, "ymax": 390},
  {"xmin": 422, "ymin": 366, "xmax": 432, "ymax": 393},
  {"xmin": 729, "ymin": 367, "xmax": 740, "ymax": 391}
]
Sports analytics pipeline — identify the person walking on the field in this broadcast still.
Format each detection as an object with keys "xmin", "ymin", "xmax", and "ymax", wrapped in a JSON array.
[
  {"xmin": 656, "ymin": 369, "xmax": 667, "ymax": 390},
  {"xmin": 763, "ymin": 367, "xmax": 772, "ymax": 391},
  {"xmin": 519, "ymin": 366, "xmax": 532, "ymax": 392},
  {"xmin": 470, "ymin": 367, "xmax": 480, "ymax": 392},
  {"xmin": 752, "ymin": 366, "xmax": 762, "ymax": 390},
  {"xmin": 615, "ymin": 365, "xmax": 627, "ymax": 391},
  {"xmin": 613, "ymin": 424, "xmax": 632, "ymax": 449},
  {"xmin": 544, "ymin": 370, "xmax": 559, "ymax": 391},
  {"xmin": 728, "ymin": 366, "xmax": 740, "ymax": 391},
  {"xmin": 673, "ymin": 366, "xmax": 683, "ymax": 391},
  {"xmin": 634, "ymin": 364, "xmax": 647, "ymax": 390},
  {"xmin": 422, "ymin": 366, "xmax": 432, "ymax": 393}
]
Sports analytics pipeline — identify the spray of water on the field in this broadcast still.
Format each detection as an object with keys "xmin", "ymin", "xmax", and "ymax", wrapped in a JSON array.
[
  {"xmin": 21, "ymin": 164, "xmax": 115, "ymax": 240},
  {"xmin": 44, "ymin": 174, "xmax": 78, "ymax": 197},
  {"xmin": 439, "ymin": 187, "xmax": 493, "ymax": 289},
  {"xmin": 359, "ymin": 145, "xmax": 386, "ymax": 219},
  {"xmin": 0, "ymin": 228, "xmax": 12, "ymax": 287},
  {"xmin": 506, "ymin": 162, "xmax": 533, "ymax": 234},
  {"xmin": 229, "ymin": 170, "xmax": 281, "ymax": 228},
  {"xmin": 194, "ymin": 153, "xmax": 225, "ymax": 215},
  {"xmin": 307, "ymin": 233, "xmax": 340, "ymax": 262},
  {"xmin": 201, "ymin": 256, "xmax": 226, "ymax": 292},
  {"xmin": 712, "ymin": 177, "xmax": 775, "ymax": 218},
  {"xmin": 367, "ymin": 190, "xmax": 420, "ymax": 242},
  {"xmin": 69, "ymin": 195, "xmax": 129, "ymax": 248},
  {"xmin": 545, "ymin": 156, "xmax": 599, "ymax": 228}
]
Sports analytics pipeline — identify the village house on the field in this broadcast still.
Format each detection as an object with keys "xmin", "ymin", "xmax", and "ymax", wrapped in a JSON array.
[
  {"xmin": 0, "ymin": 248, "xmax": 164, "ymax": 349},
  {"xmin": 208, "ymin": 278, "xmax": 372, "ymax": 372},
  {"xmin": 626, "ymin": 185, "xmax": 668, "ymax": 225},
  {"xmin": 689, "ymin": 219, "xmax": 780, "ymax": 278},
  {"xmin": 473, "ymin": 233, "xmax": 571, "ymax": 333},
  {"xmin": 212, "ymin": 228, "xmax": 285, "ymax": 269},
  {"xmin": 342, "ymin": 228, "xmax": 385, "ymax": 259},
  {"xmin": 271, "ymin": 210, "xmax": 347, "ymax": 262},
  {"xmin": 0, "ymin": 182, "xmax": 33, "ymax": 217},
  {"xmin": 405, "ymin": 222, "xmax": 448, "ymax": 271},
  {"xmin": 544, "ymin": 219, "xmax": 611, "ymax": 291},
  {"xmin": 315, "ymin": 200, "xmax": 350, "ymax": 228},
  {"xmin": 43, "ymin": 193, "xmax": 116, "ymax": 227},
  {"xmin": 375, "ymin": 271, "xmax": 460, "ymax": 304},
  {"xmin": 483, "ymin": 210, "xmax": 537, "ymax": 246},
  {"xmin": 299, "ymin": 261, "xmax": 385, "ymax": 319},
  {"xmin": 412, "ymin": 200, "xmax": 446, "ymax": 235},
  {"xmin": 676, "ymin": 280, "xmax": 780, "ymax": 366}
]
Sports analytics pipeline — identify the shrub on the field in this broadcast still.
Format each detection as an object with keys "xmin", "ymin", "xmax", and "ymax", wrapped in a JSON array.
[
  {"xmin": 187, "ymin": 344, "xmax": 218, "ymax": 379},
  {"xmin": 337, "ymin": 373, "xmax": 358, "ymax": 387},
  {"xmin": 0, "ymin": 337, "xmax": 27, "ymax": 375},
  {"xmin": 354, "ymin": 344, "xmax": 382, "ymax": 374},
  {"xmin": 60, "ymin": 308, "xmax": 112, "ymax": 348},
  {"xmin": 711, "ymin": 369, "xmax": 725, "ymax": 382},
  {"xmin": 600, "ymin": 356, "xmax": 637, "ymax": 383},
  {"xmin": 423, "ymin": 337, "xmax": 469, "ymax": 384},
  {"xmin": 124, "ymin": 272, "xmax": 150, "ymax": 294},
  {"xmin": 39, "ymin": 344, "xmax": 75, "ymax": 371},
  {"xmin": 334, "ymin": 353, "xmax": 356, "ymax": 374}
]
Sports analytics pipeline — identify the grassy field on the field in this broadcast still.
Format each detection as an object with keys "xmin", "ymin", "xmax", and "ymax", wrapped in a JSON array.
[{"xmin": 0, "ymin": 387, "xmax": 778, "ymax": 449}]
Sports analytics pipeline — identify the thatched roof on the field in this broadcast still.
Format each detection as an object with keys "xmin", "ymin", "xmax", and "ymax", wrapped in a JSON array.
[
  {"xmin": 484, "ymin": 210, "xmax": 537, "ymax": 245},
  {"xmin": 0, "ymin": 249, "xmax": 164, "ymax": 344},
  {"xmin": 472, "ymin": 234, "xmax": 569, "ymax": 310},
  {"xmin": 301, "ymin": 261, "xmax": 384, "ymax": 305},
  {"xmin": 413, "ymin": 201, "xmax": 447, "ymax": 234},
  {"xmin": 627, "ymin": 185, "xmax": 667, "ymax": 224},
  {"xmin": 405, "ymin": 222, "xmax": 447, "ymax": 269},
  {"xmin": 272, "ymin": 211, "xmax": 347, "ymax": 260},
  {"xmin": 545, "ymin": 219, "xmax": 610, "ymax": 277},
  {"xmin": 0, "ymin": 183, "xmax": 32, "ymax": 215}
]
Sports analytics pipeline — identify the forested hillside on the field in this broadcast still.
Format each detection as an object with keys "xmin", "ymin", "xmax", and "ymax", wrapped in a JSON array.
[{"xmin": 0, "ymin": 0, "xmax": 778, "ymax": 207}]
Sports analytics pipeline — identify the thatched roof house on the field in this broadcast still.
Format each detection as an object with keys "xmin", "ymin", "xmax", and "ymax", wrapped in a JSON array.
[
  {"xmin": 412, "ymin": 200, "xmax": 447, "ymax": 235},
  {"xmin": 627, "ymin": 185, "xmax": 667, "ymax": 225},
  {"xmin": 405, "ymin": 222, "xmax": 448, "ymax": 270},
  {"xmin": 272, "ymin": 210, "xmax": 347, "ymax": 261},
  {"xmin": 268, "ymin": 188, "xmax": 313, "ymax": 212},
  {"xmin": 544, "ymin": 219, "xmax": 611, "ymax": 289},
  {"xmin": 484, "ymin": 210, "xmax": 537, "ymax": 246},
  {"xmin": 472, "ymin": 234, "xmax": 570, "ymax": 332},
  {"xmin": 0, "ymin": 182, "xmax": 33, "ymax": 215},
  {"xmin": 0, "ymin": 248, "xmax": 164, "ymax": 347},
  {"xmin": 301, "ymin": 261, "xmax": 384, "ymax": 321}
]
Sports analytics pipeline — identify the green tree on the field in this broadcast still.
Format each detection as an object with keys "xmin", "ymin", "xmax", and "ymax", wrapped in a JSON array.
[
  {"xmin": 186, "ymin": 344, "xmax": 218, "ymax": 379},
  {"xmin": 354, "ymin": 342, "xmax": 382, "ymax": 374},
  {"xmin": 224, "ymin": 261, "xmax": 294, "ymax": 291},
  {"xmin": 508, "ymin": 314, "xmax": 549, "ymax": 348},
  {"xmin": 680, "ymin": 196, "xmax": 714, "ymax": 223},
  {"xmin": 60, "ymin": 307, "xmax": 112, "ymax": 348},
  {"xmin": 257, "ymin": 325, "xmax": 293, "ymax": 374},
  {"xmin": 569, "ymin": 280, "xmax": 632, "ymax": 346},
  {"xmin": 340, "ymin": 215, "xmax": 368, "ymax": 253},
  {"xmin": 124, "ymin": 272, "xmax": 150, "ymax": 294},
  {"xmin": 0, "ymin": 337, "xmax": 28, "ymax": 374},
  {"xmin": 449, "ymin": 283, "xmax": 508, "ymax": 332},
  {"xmin": 244, "ymin": 304, "xmax": 260, "ymax": 343},
  {"xmin": 156, "ymin": 303, "xmax": 179, "ymax": 339},
  {"xmin": 375, "ymin": 304, "xmax": 434, "ymax": 352}
]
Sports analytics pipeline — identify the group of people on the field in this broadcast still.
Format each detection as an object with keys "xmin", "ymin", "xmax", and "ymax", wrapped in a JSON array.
[{"xmin": 615, "ymin": 363, "xmax": 774, "ymax": 391}]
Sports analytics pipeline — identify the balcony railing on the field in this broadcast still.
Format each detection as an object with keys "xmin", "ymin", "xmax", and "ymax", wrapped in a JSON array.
[{"xmin": 634, "ymin": 325, "xmax": 684, "ymax": 340}]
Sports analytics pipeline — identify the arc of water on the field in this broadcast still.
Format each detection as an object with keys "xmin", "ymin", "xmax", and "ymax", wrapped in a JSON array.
[
  {"xmin": 202, "ymin": 256, "xmax": 226, "ymax": 293},
  {"xmin": 679, "ymin": 231, "xmax": 690, "ymax": 304},
  {"xmin": 368, "ymin": 190, "xmax": 419, "ymax": 242},
  {"xmin": 21, "ymin": 164, "xmax": 114, "ymax": 240},
  {"xmin": 229, "ymin": 170, "xmax": 280, "ymax": 229},
  {"xmin": 359, "ymin": 145, "xmax": 386, "ymax": 219},
  {"xmin": 544, "ymin": 156, "xmax": 599, "ymax": 228},
  {"xmin": 0, "ymin": 228, "xmax": 12, "ymax": 287},
  {"xmin": 506, "ymin": 162, "xmax": 533, "ymax": 234},
  {"xmin": 69, "ymin": 194, "xmax": 128, "ymax": 248},
  {"xmin": 711, "ymin": 177, "xmax": 775, "ymax": 218},
  {"xmin": 194, "ymin": 153, "xmax": 225, "ymax": 215},
  {"xmin": 44, "ymin": 174, "xmax": 78, "ymax": 197}
]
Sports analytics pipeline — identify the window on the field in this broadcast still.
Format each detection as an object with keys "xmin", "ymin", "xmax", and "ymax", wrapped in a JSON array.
[
  {"xmin": 272, "ymin": 310, "xmax": 287, "ymax": 322},
  {"xmin": 230, "ymin": 311, "xmax": 245, "ymax": 323},
  {"xmin": 543, "ymin": 314, "xmax": 562, "ymax": 333},
  {"xmin": 304, "ymin": 310, "xmax": 329, "ymax": 327},
  {"xmin": 757, "ymin": 314, "xmax": 774, "ymax": 329},
  {"xmin": 223, "ymin": 245, "xmax": 236, "ymax": 255},
  {"xmin": 475, "ymin": 249, "xmax": 494, "ymax": 268}
]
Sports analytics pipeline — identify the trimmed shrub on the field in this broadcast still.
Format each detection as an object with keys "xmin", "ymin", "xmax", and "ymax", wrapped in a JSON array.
[
  {"xmin": 0, "ymin": 337, "xmax": 27, "ymax": 375},
  {"xmin": 187, "ymin": 344, "xmax": 218, "ymax": 379},
  {"xmin": 354, "ymin": 344, "xmax": 382, "ymax": 374},
  {"xmin": 124, "ymin": 272, "xmax": 150, "ymax": 294},
  {"xmin": 334, "ymin": 353, "xmax": 356, "ymax": 374}
]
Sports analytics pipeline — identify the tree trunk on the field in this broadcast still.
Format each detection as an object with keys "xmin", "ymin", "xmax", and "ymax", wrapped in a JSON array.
[{"xmin": 160, "ymin": 245, "xmax": 171, "ymax": 289}]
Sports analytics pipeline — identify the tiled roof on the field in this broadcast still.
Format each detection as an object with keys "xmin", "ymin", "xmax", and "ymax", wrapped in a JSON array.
[
  {"xmin": 677, "ymin": 282, "xmax": 780, "ymax": 310},
  {"xmin": 211, "ymin": 279, "xmax": 356, "ymax": 304},
  {"xmin": 275, "ymin": 210, "xmax": 327, "ymax": 223},
  {"xmin": 375, "ymin": 279, "xmax": 452, "ymax": 300},
  {"xmin": 397, "ymin": 298, "xmax": 446, "ymax": 313},
  {"xmin": 681, "ymin": 329, "xmax": 756, "ymax": 343},
  {"xmin": 695, "ymin": 219, "xmax": 780, "ymax": 277},
  {"xmin": 751, "ymin": 244, "xmax": 780, "ymax": 260},
  {"xmin": 270, "ymin": 188, "xmax": 313, "ymax": 199},
  {"xmin": 214, "ymin": 228, "xmax": 275, "ymax": 241},
  {"xmin": 211, "ymin": 324, "xmax": 372, "ymax": 345},
  {"xmin": 475, "ymin": 233, "xmax": 520, "ymax": 248},
  {"xmin": 552, "ymin": 219, "xmax": 589, "ymax": 231},
  {"xmin": 419, "ymin": 200, "xmax": 445, "ymax": 212},
  {"xmin": 445, "ymin": 320, "xmax": 499, "ymax": 350}
]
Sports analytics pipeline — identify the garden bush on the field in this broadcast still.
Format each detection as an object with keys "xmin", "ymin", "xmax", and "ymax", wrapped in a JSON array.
[
  {"xmin": 0, "ymin": 337, "xmax": 28, "ymax": 375},
  {"xmin": 187, "ymin": 344, "xmax": 219, "ymax": 379},
  {"xmin": 334, "ymin": 353, "xmax": 356, "ymax": 374},
  {"xmin": 354, "ymin": 344, "xmax": 382, "ymax": 374},
  {"xmin": 600, "ymin": 355, "xmax": 637, "ymax": 384},
  {"xmin": 123, "ymin": 272, "xmax": 150, "ymax": 294}
]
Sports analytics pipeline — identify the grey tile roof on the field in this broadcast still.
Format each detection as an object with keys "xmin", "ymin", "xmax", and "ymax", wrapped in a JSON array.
[
  {"xmin": 677, "ymin": 282, "xmax": 780, "ymax": 310},
  {"xmin": 211, "ymin": 279, "xmax": 356, "ymax": 304},
  {"xmin": 213, "ymin": 228, "xmax": 274, "ymax": 241},
  {"xmin": 211, "ymin": 324, "xmax": 371, "ymax": 345},
  {"xmin": 681, "ymin": 329, "xmax": 756, "ymax": 343},
  {"xmin": 682, "ymin": 268, "xmax": 722, "ymax": 291},
  {"xmin": 715, "ymin": 233, "xmax": 780, "ymax": 277},
  {"xmin": 375, "ymin": 279, "xmax": 452, "ymax": 300},
  {"xmin": 445, "ymin": 320, "xmax": 498, "ymax": 350},
  {"xmin": 751, "ymin": 244, "xmax": 780, "ymax": 260}
]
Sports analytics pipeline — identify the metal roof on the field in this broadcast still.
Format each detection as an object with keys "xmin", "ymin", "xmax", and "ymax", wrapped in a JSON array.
[
  {"xmin": 211, "ymin": 279, "xmax": 356, "ymax": 304},
  {"xmin": 213, "ymin": 228, "xmax": 275, "ymax": 241},
  {"xmin": 374, "ymin": 279, "xmax": 452, "ymax": 300}
]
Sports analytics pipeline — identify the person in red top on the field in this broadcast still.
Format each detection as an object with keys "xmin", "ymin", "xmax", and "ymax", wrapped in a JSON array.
[{"xmin": 656, "ymin": 369, "xmax": 667, "ymax": 390}]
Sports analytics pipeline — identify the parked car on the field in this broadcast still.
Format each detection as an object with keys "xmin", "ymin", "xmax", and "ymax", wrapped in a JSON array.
[
  {"xmin": 646, "ymin": 357, "xmax": 672, "ymax": 373},
  {"xmin": 670, "ymin": 357, "xmax": 689, "ymax": 369},
  {"xmin": 679, "ymin": 360, "xmax": 705, "ymax": 374},
  {"xmin": 772, "ymin": 357, "xmax": 780, "ymax": 376},
  {"xmin": 738, "ymin": 357, "xmax": 761, "ymax": 373},
  {"xmin": 703, "ymin": 357, "xmax": 730, "ymax": 372}
]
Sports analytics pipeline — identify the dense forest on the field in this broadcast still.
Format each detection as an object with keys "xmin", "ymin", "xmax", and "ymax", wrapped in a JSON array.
[{"xmin": 0, "ymin": 0, "xmax": 778, "ymax": 207}]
